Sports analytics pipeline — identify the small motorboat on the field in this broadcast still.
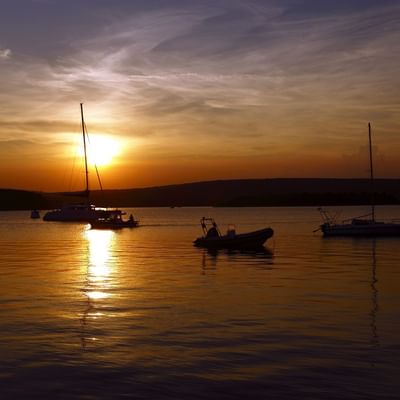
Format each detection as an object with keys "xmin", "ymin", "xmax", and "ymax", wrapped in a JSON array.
[
  {"xmin": 90, "ymin": 211, "xmax": 139, "ymax": 230},
  {"xmin": 193, "ymin": 217, "xmax": 273, "ymax": 249},
  {"xmin": 30, "ymin": 209, "xmax": 40, "ymax": 219}
]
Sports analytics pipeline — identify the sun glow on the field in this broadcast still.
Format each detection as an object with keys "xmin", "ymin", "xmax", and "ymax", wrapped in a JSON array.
[{"xmin": 78, "ymin": 134, "xmax": 121, "ymax": 167}]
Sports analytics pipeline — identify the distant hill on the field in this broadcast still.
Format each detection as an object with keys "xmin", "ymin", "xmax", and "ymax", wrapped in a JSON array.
[
  {"xmin": 0, "ymin": 189, "xmax": 45, "ymax": 211},
  {"xmin": 1, "ymin": 178, "xmax": 400, "ymax": 210},
  {"xmin": 89, "ymin": 178, "xmax": 400, "ymax": 207}
]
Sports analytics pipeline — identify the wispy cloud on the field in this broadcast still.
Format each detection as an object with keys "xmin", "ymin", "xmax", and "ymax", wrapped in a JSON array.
[{"xmin": 0, "ymin": 48, "xmax": 11, "ymax": 59}]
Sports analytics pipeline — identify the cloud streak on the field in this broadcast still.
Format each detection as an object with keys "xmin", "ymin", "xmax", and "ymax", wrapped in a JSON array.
[{"xmin": 0, "ymin": 48, "xmax": 11, "ymax": 59}]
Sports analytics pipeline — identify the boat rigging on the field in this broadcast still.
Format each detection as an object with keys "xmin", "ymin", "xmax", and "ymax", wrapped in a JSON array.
[
  {"xmin": 43, "ymin": 104, "xmax": 121, "ymax": 222},
  {"xmin": 318, "ymin": 123, "xmax": 400, "ymax": 237}
]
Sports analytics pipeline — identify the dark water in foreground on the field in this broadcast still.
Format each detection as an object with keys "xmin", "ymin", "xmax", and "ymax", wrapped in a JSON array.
[{"xmin": 0, "ymin": 206, "xmax": 399, "ymax": 399}]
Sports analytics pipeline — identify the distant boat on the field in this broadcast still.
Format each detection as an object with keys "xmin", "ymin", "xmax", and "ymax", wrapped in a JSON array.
[
  {"xmin": 318, "ymin": 123, "xmax": 400, "ymax": 237},
  {"xmin": 90, "ymin": 212, "xmax": 139, "ymax": 230},
  {"xmin": 193, "ymin": 217, "xmax": 273, "ymax": 249},
  {"xmin": 30, "ymin": 209, "xmax": 40, "ymax": 219},
  {"xmin": 43, "ymin": 104, "xmax": 119, "ymax": 222}
]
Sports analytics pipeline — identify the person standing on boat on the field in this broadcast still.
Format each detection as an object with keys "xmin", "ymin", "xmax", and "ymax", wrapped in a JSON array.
[{"xmin": 206, "ymin": 222, "xmax": 219, "ymax": 238}]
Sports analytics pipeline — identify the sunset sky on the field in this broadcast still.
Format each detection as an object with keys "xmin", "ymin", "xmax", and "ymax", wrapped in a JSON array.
[{"xmin": 0, "ymin": 0, "xmax": 399, "ymax": 191}]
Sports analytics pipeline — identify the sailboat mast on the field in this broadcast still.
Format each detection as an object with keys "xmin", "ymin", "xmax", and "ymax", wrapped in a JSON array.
[
  {"xmin": 80, "ymin": 103, "xmax": 89, "ymax": 195},
  {"xmin": 368, "ymin": 122, "xmax": 375, "ymax": 222}
]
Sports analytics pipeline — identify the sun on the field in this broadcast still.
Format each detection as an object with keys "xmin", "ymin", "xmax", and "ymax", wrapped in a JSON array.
[{"xmin": 80, "ymin": 134, "xmax": 121, "ymax": 167}]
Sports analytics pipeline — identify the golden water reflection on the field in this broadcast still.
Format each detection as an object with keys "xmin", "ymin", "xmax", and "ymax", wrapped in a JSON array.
[
  {"xmin": 84, "ymin": 229, "xmax": 116, "ymax": 299},
  {"xmin": 80, "ymin": 228, "xmax": 118, "ymax": 349},
  {"xmin": 85, "ymin": 228, "xmax": 115, "ymax": 279}
]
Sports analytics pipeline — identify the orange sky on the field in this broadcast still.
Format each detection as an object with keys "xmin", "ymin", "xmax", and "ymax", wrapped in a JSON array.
[{"xmin": 0, "ymin": 1, "xmax": 399, "ymax": 191}]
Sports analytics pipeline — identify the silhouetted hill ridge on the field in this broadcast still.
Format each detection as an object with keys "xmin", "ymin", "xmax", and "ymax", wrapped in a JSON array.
[{"xmin": 1, "ymin": 178, "xmax": 399, "ymax": 210}]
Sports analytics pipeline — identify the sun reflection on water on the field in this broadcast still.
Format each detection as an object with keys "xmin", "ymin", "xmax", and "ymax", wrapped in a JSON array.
[
  {"xmin": 80, "ymin": 228, "xmax": 118, "ymax": 349},
  {"xmin": 85, "ymin": 228, "xmax": 116, "ymax": 288}
]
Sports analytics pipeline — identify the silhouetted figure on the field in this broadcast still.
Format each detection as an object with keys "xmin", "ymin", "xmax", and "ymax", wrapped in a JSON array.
[{"xmin": 206, "ymin": 222, "xmax": 219, "ymax": 238}]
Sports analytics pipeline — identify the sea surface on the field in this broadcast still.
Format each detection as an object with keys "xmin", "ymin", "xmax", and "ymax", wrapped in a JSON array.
[{"xmin": 0, "ymin": 206, "xmax": 399, "ymax": 399}]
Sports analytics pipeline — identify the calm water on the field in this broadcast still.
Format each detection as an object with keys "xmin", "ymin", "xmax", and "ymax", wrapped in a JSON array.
[{"xmin": 1, "ymin": 206, "xmax": 399, "ymax": 399}]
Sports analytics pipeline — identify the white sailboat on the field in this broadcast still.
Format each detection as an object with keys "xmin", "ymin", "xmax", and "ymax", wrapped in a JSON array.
[
  {"xmin": 319, "ymin": 123, "xmax": 400, "ymax": 237},
  {"xmin": 43, "ymin": 104, "xmax": 121, "ymax": 222}
]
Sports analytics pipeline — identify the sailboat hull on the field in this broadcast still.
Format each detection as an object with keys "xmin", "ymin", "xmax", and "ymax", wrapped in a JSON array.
[
  {"xmin": 43, "ymin": 204, "xmax": 114, "ymax": 222},
  {"xmin": 321, "ymin": 222, "xmax": 400, "ymax": 237}
]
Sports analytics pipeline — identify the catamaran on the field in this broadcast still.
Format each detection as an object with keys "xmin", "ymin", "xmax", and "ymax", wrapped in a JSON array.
[
  {"xmin": 43, "ymin": 104, "xmax": 121, "ymax": 222},
  {"xmin": 318, "ymin": 123, "xmax": 400, "ymax": 237}
]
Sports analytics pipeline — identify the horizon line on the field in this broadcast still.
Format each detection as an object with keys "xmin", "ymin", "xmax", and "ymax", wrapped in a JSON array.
[{"xmin": 2, "ymin": 176, "xmax": 400, "ymax": 194}]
